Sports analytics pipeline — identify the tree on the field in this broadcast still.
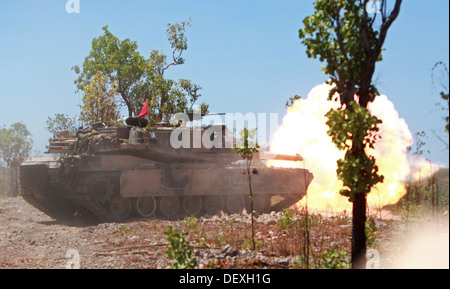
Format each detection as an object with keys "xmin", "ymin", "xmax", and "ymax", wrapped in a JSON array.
[
  {"xmin": 73, "ymin": 20, "xmax": 205, "ymax": 125},
  {"xmin": 45, "ymin": 113, "xmax": 78, "ymax": 136},
  {"xmin": 299, "ymin": 0, "xmax": 402, "ymax": 268},
  {"xmin": 135, "ymin": 19, "xmax": 204, "ymax": 125},
  {"xmin": 73, "ymin": 25, "xmax": 146, "ymax": 117},
  {"xmin": 285, "ymin": 95, "xmax": 302, "ymax": 109},
  {"xmin": 143, "ymin": 49, "xmax": 191, "ymax": 125},
  {"xmin": 432, "ymin": 61, "xmax": 449, "ymax": 133},
  {"xmin": 79, "ymin": 71, "xmax": 121, "ymax": 125},
  {"xmin": 442, "ymin": 91, "xmax": 449, "ymax": 133},
  {"xmin": 233, "ymin": 128, "xmax": 259, "ymax": 250},
  {"xmin": 0, "ymin": 122, "xmax": 33, "ymax": 196}
]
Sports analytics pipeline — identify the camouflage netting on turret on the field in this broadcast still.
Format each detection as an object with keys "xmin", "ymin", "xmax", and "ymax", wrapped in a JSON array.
[{"xmin": 72, "ymin": 128, "xmax": 119, "ymax": 155}]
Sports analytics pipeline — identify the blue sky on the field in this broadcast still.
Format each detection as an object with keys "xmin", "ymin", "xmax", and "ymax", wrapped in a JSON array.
[{"xmin": 0, "ymin": 0, "xmax": 448, "ymax": 167}]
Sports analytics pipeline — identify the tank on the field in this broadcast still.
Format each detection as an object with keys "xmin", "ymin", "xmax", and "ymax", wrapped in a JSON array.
[{"xmin": 19, "ymin": 119, "xmax": 313, "ymax": 222}]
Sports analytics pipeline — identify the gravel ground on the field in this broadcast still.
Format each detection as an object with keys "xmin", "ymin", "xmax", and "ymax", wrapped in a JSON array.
[
  {"xmin": 0, "ymin": 196, "xmax": 308, "ymax": 269},
  {"xmin": 1, "ymin": 196, "xmax": 447, "ymax": 269}
]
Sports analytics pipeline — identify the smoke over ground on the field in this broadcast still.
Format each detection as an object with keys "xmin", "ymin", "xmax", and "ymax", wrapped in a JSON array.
[{"xmin": 386, "ymin": 219, "xmax": 449, "ymax": 269}]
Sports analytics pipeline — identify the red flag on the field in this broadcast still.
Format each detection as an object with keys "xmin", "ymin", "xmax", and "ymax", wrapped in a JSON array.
[{"xmin": 138, "ymin": 99, "xmax": 148, "ymax": 118}]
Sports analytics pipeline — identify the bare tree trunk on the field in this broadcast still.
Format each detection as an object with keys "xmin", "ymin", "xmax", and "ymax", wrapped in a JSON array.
[
  {"xmin": 343, "ymin": 81, "xmax": 369, "ymax": 269},
  {"xmin": 247, "ymin": 159, "xmax": 255, "ymax": 251},
  {"xmin": 352, "ymin": 192, "xmax": 367, "ymax": 269}
]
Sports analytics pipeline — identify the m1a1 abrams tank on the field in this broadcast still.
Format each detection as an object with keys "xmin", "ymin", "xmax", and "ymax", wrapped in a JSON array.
[{"xmin": 20, "ymin": 118, "xmax": 313, "ymax": 222}]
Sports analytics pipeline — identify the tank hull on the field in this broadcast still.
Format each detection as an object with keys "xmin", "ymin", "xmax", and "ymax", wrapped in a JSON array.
[{"xmin": 19, "ymin": 126, "xmax": 313, "ymax": 222}]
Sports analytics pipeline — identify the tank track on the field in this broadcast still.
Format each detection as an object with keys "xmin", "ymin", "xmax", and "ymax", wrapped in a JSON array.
[
  {"xmin": 75, "ymin": 172, "xmax": 128, "ymax": 222},
  {"xmin": 20, "ymin": 164, "xmax": 309, "ymax": 223},
  {"xmin": 20, "ymin": 166, "xmax": 309, "ymax": 223},
  {"xmin": 19, "ymin": 164, "xmax": 81, "ymax": 220},
  {"xmin": 21, "ymin": 187, "xmax": 80, "ymax": 221}
]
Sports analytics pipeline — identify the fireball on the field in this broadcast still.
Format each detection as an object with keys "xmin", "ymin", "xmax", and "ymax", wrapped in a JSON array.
[{"xmin": 268, "ymin": 83, "xmax": 436, "ymax": 214}]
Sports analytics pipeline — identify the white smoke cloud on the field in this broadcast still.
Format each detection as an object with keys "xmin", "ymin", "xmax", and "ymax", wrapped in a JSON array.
[
  {"xmin": 386, "ymin": 220, "xmax": 449, "ymax": 269},
  {"xmin": 269, "ymin": 83, "xmax": 435, "ymax": 212}
]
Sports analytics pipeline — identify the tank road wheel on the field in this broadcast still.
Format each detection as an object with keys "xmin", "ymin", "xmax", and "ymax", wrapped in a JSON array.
[
  {"xmin": 183, "ymin": 195, "xmax": 203, "ymax": 216},
  {"xmin": 253, "ymin": 195, "xmax": 271, "ymax": 214},
  {"xmin": 205, "ymin": 195, "xmax": 225, "ymax": 215},
  {"xmin": 159, "ymin": 196, "xmax": 180, "ymax": 218},
  {"xmin": 226, "ymin": 195, "xmax": 245, "ymax": 214},
  {"xmin": 109, "ymin": 195, "xmax": 132, "ymax": 222},
  {"xmin": 136, "ymin": 196, "xmax": 157, "ymax": 218}
]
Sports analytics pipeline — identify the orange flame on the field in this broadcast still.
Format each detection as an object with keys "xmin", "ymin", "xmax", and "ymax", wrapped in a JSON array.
[{"xmin": 268, "ymin": 83, "xmax": 437, "ymax": 214}]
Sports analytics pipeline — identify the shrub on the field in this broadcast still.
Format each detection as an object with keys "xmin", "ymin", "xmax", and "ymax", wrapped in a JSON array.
[
  {"xmin": 164, "ymin": 226, "xmax": 197, "ymax": 269},
  {"xmin": 278, "ymin": 209, "xmax": 295, "ymax": 230},
  {"xmin": 321, "ymin": 249, "xmax": 350, "ymax": 269}
]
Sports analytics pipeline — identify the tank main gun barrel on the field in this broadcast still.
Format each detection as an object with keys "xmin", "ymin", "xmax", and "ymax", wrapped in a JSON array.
[{"xmin": 256, "ymin": 150, "xmax": 304, "ymax": 162}]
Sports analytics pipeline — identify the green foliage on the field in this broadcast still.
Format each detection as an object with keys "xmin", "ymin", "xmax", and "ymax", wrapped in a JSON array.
[
  {"xmin": 73, "ymin": 20, "xmax": 206, "ymax": 124},
  {"xmin": 278, "ymin": 208, "xmax": 323, "ymax": 231},
  {"xmin": 184, "ymin": 215, "xmax": 198, "ymax": 230},
  {"xmin": 0, "ymin": 123, "xmax": 33, "ymax": 168},
  {"xmin": 233, "ymin": 128, "xmax": 259, "ymax": 250},
  {"xmin": 198, "ymin": 102, "xmax": 210, "ymax": 115},
  {"xmin": 164, "ymin": 226, "xmax": 197, "ymax": 269},
  {"xmin": 278, "ymin": 209, "xmax": 295, "ymax": 230},
  {"xmin": 408, "ymin": 131, "xmax": 428, "ymax": 156},
  {"xmin": 334, "ymin": 210, "xmax": 351, "ymax": 225},
  {"xmin": 114, "ymin": 224, "xmax": 132, "ymax": 237},
  {"xmin": 165, "ymin": 19, "xmax": 192, "ymax": 66},
  {"xmin": 299, "ymin": 1, "xmax": 402, "ymax": 267},
  {"xmin": 442, "ymin": 91, "xmax": 449, "ymax": 132},
  {"xmin": 242, "ymin": 238, "xmax": 262, "ymax": 251},
  {"xmin": 326, "ymin": 102, "xmax": 384, "ymax": 201},
  {"xmin": 397, "ymin": 168, "xmax": 449, "ymax": 221},
  {"xmin": 298, "ymin": 210, "xmax": 323, "ymax": 229},
  {"xmin": 321, "ymin": 249, "xmax": 351, "ymax": 269},
  {"xmin": 233, "ymin": 128, "xmax": 259, "ymax": 156},
  {"xmin": 179, "ymin": 78, "xmax": 202, "ymax": 112},
  {"xmin": 326, "ymin": 102, "xmax": 382, "ymax": 151},
  {"xmin": 80, "ymin": 71, "xmax": 122, "ymax": 126},
  {"xmin": 299, "ymin": 0, "xmax": 401, "ymax": 203},
  {"xmin": 45, "ymin": 114, "xmax": 78, "ymax": 136},
  {"xmin": 299, "ymin": 0, "xmax": 377, "ymax": 105},
  {"xmin": 431, "ymin": 61, "xmax": 449, "ymax": 133},
  {"xmin": 299, "ymin": 0, "xmax": 402, "ymax": 268},
  {"xmin": 73, "ymin": 25, "xmax": 146, "ymax": 117},
  {"xmin": 0, "ymin": 122, "xmax": 33, "ymax": 196},
  {"xmin": 365, "ymin": 219, "xmax": 378, "ymax": 247},
  {"xmin": 285, "ymin": 95, "xmax": 302, "ymax": 108}
]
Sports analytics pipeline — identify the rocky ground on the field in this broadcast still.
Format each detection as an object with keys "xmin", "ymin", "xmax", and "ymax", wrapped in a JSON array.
[{"xmin": 0, "ymin": 196, "xmax": 448, "ymax": 269}]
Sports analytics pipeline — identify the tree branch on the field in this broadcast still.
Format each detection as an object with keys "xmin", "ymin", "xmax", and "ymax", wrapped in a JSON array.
[
  {"xmin": 361, "ymin": 0, "xmax": 372, "ymax": 55},
  {"xmin": 161, "ymin": 49, "xmax": 184, "ymax": 75},
  {"xmin": 334, "ymin": 5, "xmax": 347, "ymax": 60},
  {"xmin": 375, "ymin": 0, "xmax": 402, "ymax": 55}
]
